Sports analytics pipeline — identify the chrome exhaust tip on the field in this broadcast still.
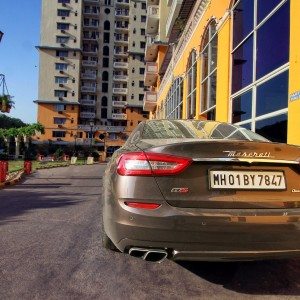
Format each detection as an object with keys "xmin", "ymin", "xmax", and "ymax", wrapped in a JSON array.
[{"xmin": 129, "ymin": 247, "xmax": 168, "ymax": 263}]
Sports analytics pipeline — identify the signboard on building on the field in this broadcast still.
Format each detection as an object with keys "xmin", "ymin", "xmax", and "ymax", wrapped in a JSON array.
[{"xmin": 290, "ymin": 91, "xmax": 300, "ymax": 102}]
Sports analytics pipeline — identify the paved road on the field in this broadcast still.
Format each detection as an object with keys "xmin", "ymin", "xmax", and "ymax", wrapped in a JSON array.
[{"xmin": 0, "ymin": 165, "xmax": 299, "ymax": 300}]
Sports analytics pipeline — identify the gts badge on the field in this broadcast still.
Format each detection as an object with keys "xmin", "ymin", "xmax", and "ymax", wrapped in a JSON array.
[{"xmin": 171, "ymin": 188, "xmax": 189, "ymax": 194}]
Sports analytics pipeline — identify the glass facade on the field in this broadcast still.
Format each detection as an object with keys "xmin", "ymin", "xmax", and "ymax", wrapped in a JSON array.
[
  {"xmin": 186, "ymin": 50, "xmax": 197, "ymax": 118},
  {"xmin": 201, "ymin": 20, "xmax": 217, "ymax": 119},
  {"xmin": 231, "ymin": 0, "xmax": 290, "ymax": 143}
]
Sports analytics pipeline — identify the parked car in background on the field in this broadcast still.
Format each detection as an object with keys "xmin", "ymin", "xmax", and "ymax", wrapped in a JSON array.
[{"xmin": 102, "ymin": 120, "xmax": 300, "ymax": 263}]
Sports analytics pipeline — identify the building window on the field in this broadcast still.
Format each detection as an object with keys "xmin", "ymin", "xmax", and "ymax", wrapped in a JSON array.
[
  {"xmin": 103, "ymin": 32, "xmax": 110, "ymax": 43},
  {"xmin": 58, "ymin": 0, "xmax": 70, "ymax": 3},
  {"xmin": 57, "ymin": 23, "xmax": 69, "ymax": 30},
  {"xmin": 102, "ymin": 71, "xmax": 109, "ymax": 81},
  {"xmin": 52, "ymin": 131, "xmax": 66, "ymax": 138},
  {"xmin": 102, "ymin": 97, "xmax": 108, "ymax": 106},
  {"xmin": 104, "ymin": 20, "xmax": 110, "ymax": 30},
  {"xmin": 57, "ymin": 9, "xmax": 70, "ymax": 17},
  {"xmin": 103, "ymin": 46, "xmax": 109, "ymax": 56},
  {"xmin": 200, "ymin": 20, "xmax": 217, "ymax": 120},
  {"xmin": 56, "ymin": 50, "xmax": 68, "ymax": 57},
  {"xmin": 105, "ymin": 0, "xmax": 111, "ymax": 5},
  {"xmin": 55, "ymin": 76, "xmax": 68, "ymax": 84},
  {"xmin": 53, "ymin": 117, "xmax": 67, "ymax": 125},
  {"xmin": 187, "ymin": 50, "xmax": 197, "ymax": 119},
  {"xmin": 231, "ymin": 0, "xmax": 289, "ymax": 142},
  {"xmin": 54, "ymin": 90, "xmax": 68, "ymax": 97},
  {"xmin": 139, "ymin": 94, "xmax": 144, "ymax": 101},
  {"xmin": 141, "ymin": 3, "xmax": 146, "ymax": 9},
  {"xmin": 102, "ymin": 83, "xmax": 108, "ymax": 92},
  {"xmin": 103, "ymin": 57, "xmax": 109, "ymax": 68},
  {"xmin": 104, "ymin": 8, "xmax": 110, "ymax": 14},
  {"xmin": 141, "ymin": 15, "xmax": 146, "ymax": 22},
  {"xmin": 140, "ymin": 41, "xmax": 145, "ymax": 49},
  {"xmin": 139, "ymin": 81, "xmax": 144, "ymax": 88},
  {"xmin": 163, "ymin": 77, "xmax": 184, "ymax": 119},
  {"xmin": 139, "ymin": 68, "xmax": 145, "ymax": 75},
  {"xmin": 140, "ymin": 28, "xmax": 145, "ymax": 35},
  {"xmin": 55, "ymin": 63, "xmax": 68, "ymax": 70},
  {"xmin": 101, "ymin": 108, "xmax": 107, "ymax": 118},
  {"xmin": 56, "ymin": 36, "xmax": 69, "ymax": 44},
  {"xmin": 54, "ymin": 104, "xmax": 66, "ymax": 111}
]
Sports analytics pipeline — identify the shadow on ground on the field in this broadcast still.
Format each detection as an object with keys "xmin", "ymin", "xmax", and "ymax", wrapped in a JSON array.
[{"xmin": 178, "ymin": 259, "xmax": 300, "ymax": 296}]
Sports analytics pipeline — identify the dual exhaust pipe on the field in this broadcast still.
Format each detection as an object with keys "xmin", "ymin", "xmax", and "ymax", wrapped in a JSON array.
[{"xmin": 129, "ymin": 247, "xmax": 168, "ymax": 263}]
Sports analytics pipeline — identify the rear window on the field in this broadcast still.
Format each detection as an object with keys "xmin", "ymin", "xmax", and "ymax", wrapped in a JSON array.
[{"xmin": 142, "ymin": 120, "xmax": 268, "ymax": 142}]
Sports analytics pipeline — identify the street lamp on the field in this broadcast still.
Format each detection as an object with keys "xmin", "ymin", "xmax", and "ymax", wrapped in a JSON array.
[
  {"xmin": 89, "ymin": 120, "xmax": 94, "ymax": 148},
  {"xmin": 0, "ymin": 31, "xmax": 3, "ymax": 43}
]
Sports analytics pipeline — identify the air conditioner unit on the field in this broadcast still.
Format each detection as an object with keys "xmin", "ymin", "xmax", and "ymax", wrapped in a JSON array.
[
  {"xmin": 58, "ymin": 125, "xmax": 63, "ymax": 128},
  {"xmin": 60, "ymin": 43, "xmax": 66, "ymax": 47},
  {"xmin": 59, "ymin": 84, "xmax": 64, "ymax": 87},
  {"xmin": 61, "ymin": 30, "xmax": 66, "ymax": 33},
  {"xmin": 59, "ymin": 97, "xmax": 64, "ymax": 101},
  {"xmin": 60, "ymin": 57, "xmax": 65, "ymax": 61},
  {"xmin": 59, "ymin": 70, "xmax": 64, "ymax": 74},
  {"xmin": 62, "ymin": 3, "xmax": 66, "ymax": 6},
  {"xmin": 62, "ymin": 17, "xmax": 66, "ymax": 20},
  {"xmin": 58, "ymin": 111, "xmax": 63, "ymax": 114}
]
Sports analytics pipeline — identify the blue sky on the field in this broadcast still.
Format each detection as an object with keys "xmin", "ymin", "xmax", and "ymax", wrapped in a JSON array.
[{"xmin": 0, "ymin": 0, "xmax": 41, "ymax": 124}]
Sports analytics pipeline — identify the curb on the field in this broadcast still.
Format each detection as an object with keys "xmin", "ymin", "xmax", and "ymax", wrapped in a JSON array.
[{"xmin": 0, "ymin": 171, "xmax": 24, "ymax": 190}]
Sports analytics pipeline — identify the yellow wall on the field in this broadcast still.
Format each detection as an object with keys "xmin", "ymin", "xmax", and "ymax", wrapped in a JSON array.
[
  {"xmin": 215, "ymin": 14, "xmax": 231, "ymax": 122},
  {"xmin": 157, "ymin": 0, "xmax": 231, "ymax": 118},
  {"xmin": 37, "ymin": 103, "xmax": 80, "ymax": 142},
  {"xmin": 288, "ymin": 0, "xmax": 300, "ymax": 145}
]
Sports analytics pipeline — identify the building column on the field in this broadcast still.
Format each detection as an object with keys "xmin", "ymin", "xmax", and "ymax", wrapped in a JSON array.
[
  {"xmin": 287, "ymin": 0, "xmax": 300, "ymax": 145},
  {"xmin": 215, "ymin": 12, "xmax": 231, "ymax": 122},
  {"xmin": 196, "ymin": 54, "xmax": 202, "ymax": 118},
  {"xmin": 15, "ymin": 137, "xmax": 20, "ymax": 159},
  {"xmin": 182, "ymin": 77, "xmax": 188, "ymax": 119}
]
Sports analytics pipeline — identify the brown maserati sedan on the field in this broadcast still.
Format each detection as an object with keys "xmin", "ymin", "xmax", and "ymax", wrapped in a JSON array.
[{"xmin": 102, "ymin": 120, "xmax": 300, "ymax": 263}]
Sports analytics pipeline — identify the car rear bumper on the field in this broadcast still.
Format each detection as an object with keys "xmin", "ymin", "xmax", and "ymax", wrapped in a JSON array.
[{"xmin": 103, "ymin": 201, "xmax": 300, "ymax": 261}]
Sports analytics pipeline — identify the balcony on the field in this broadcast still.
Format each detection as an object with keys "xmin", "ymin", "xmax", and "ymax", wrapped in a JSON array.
[
  {"xmin": 81, "ymin": 73, "xmax": 97, "ymax": 80},
  {"xmin": 78, "ymin": 124, "xmax": 126, "ymax": 133},
  {"xmin": 114, "ymin": 36, "xmax": 129, "ymax": 44},
  {"xmin": 145, "ymin": 35, "xmax": 159, "ymax": 62},
  {"xmin": 114, "ymin": 62, "xmax": 128, "ymax": 69},
  {"xmin": 113, "ymin": 75, "xmax": 128, "ymax": 82},
  {"xmin": 111, "ymin": 113, "xmax": 127, "ymax": 120},
  {"xmin": 80, "ymin": 112, "xmax": 96, "ymax": 119},
  {"xmin": 81, "ymin": 99, "xmax": 96, "ymax": 106},
  {"xmin": 83, "ymin": 0, "xmax": 99, "ymax": 3},
  {"xmin": 115, "ymin": 10, "xmax": 129, "ymax": 18},
  {"xmin": 112, "ymin": 101, "xmax": 127, "ymax": 107},
  {"xmin": 166, "ymin": 0, "xmax": 183, "ymax": 37},
  {"xmin": 83, "ymin": 22, "xmax": 99, "ymax": 29},
  {"xmin": 82, "ymin": 60, "xmax": 97, "ymax": 67},
  {"xmin": 113, "ymin": 88, "xmax": 128, "ymax": 95},
  {"xmin": 144, "ymin": 62, "xmax": 158, "ymax": 86},
  {"xmin": 143, "ymin": 91, "xmax": 157, "ymax": 111},
  {"xmin": 81, "ymin": 86, "xmax": 96, "ymax": 93},
  {"xmin": 82, "ymin": 34, "xmax": 99, "ymax": 41},
  {"xmin": 115, "ymin": 24, "xmax": 129, "ymax": 32},
  {"xmin": 114, "ymin": 50, "xmax": 128, "ymax": 57},
  {"xmin": 82, "ymin": 49, "xmax": 98, "ymax": 55},
  {"xmin": 147, "ymin": 0, "xmax": 159, "ymax": 5},
  {"xmin": 83, "ymin": 9, "xmax": 100, "ymax": 16},
  {"xmin": 115, "ymin": 0, "xmax": 129, "ymax": 6},
  {"xmin": 146, "ymin": 5, "xmax": 159, "ymax": 35}
]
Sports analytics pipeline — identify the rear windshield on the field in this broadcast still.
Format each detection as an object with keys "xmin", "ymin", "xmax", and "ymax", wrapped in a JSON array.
[{"xmin": 141, "ymin": 120, "xmax": 268, "ymax": 142}]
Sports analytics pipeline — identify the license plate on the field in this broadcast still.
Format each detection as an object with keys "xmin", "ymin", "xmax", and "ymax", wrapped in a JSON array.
[{"xmin": 209, "ymin": 171, "xmax": 286, "ymax": 190}]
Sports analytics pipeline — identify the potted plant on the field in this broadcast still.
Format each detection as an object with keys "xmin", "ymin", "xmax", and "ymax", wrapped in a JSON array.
[{"xmin": 0, "ymin": 94, "xmax": 14, "ymax": 113}]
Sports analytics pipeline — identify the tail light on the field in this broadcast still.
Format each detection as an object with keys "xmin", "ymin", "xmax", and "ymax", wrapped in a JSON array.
[
  {"xmin": 124, "ymin": 202, "xmax": 161, "ymax": 210},
  {"xmin": 117, "ymin": 152, "xmax": 192, "ymax": 176}
]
